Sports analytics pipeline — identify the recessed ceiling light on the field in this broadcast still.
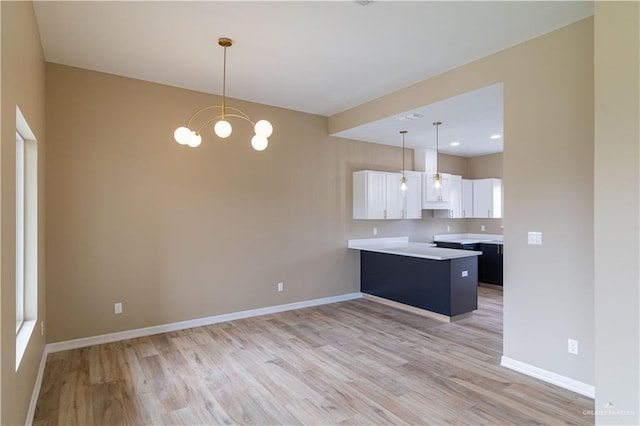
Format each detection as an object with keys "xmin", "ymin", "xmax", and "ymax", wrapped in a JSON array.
[
  {"xmin": 399, "ymin": 113, "xmax": 424, "ymax": 121},
  {"xmin": 450, "ymin": 142, "xmax": 460, "ymax": 146},
  {"xmin": 490, "ymin": 134, "xmax": 501, "ymax": 139}
]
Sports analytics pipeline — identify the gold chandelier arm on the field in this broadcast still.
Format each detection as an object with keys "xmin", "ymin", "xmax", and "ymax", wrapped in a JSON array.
[
  {"xmin": 186, "ymin": 105, "xmax": 254, "ymax": 130},
  {"xmin": 186, "ymin": 105, "xmax": 223, "ymax": 128},
  {"xmin": 195, "ymin": 112, "xmax": 255, "ymax": 134}
]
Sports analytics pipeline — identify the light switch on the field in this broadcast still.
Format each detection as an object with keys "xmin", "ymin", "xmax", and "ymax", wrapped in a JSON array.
[
  {"xmin": 462, "ymin": 270, "xmax": 468, "ymax": 277},
  {"xmin": 528, "ymin": 231, "xmax": 542, "ymax": 245}
]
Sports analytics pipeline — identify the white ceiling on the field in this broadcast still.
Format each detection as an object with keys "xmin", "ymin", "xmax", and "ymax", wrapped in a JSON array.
[
  {"xmin": 33, "ymin": 1, "xmax": 593, "ymax": 119},
  {"xmin": 333, "ymin": 83, "xmax": 504, "ymax": 157}
]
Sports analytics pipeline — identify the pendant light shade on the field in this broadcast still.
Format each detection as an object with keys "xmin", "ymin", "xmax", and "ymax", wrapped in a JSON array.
[{"xmin": 174, "ymin": 37, "xmax": 273, "ymax": 150}]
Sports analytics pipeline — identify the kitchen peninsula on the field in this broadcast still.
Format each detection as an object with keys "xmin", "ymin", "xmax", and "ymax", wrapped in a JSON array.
[{"xmin": 348, "ymin": 237, "xmax": 481, "ymax": 321}]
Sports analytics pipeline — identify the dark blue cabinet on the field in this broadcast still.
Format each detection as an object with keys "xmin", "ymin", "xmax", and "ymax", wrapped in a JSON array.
[
  {"xmin": 360, "ymin": 251, "xmax": 478, "ymax": 317},
  {"xmin": 479, "ymin": 243, "xmax": 503, "ymax": 286},
  {"xmin": 435, "ymin": 241, "xmax": 503, "ymax": 286}
]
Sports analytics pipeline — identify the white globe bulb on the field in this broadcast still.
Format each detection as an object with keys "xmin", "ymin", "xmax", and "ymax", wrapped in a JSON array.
[
  {"xmin": 214, "ymin": 120, "xmax": 232, "ymax": 138},
  {"xmin": 251, "ymin": 135, "xmax": 268, "ymax": 151},
  {"xmin": 174, "ymin": 127, "xmax": 191, "ymax": 145},
  {"xmin": 187, "ymin": 131, "xmax": 202, "ymax": 148},
  {"xmin": 254, "ymin": 120, "xmax": 273, "ymax": 138}
]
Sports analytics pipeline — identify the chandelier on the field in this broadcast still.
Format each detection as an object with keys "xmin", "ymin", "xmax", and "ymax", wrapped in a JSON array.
[{"xmin": 174, "ymin": 37, "xmax": 273, "ymax": 151}]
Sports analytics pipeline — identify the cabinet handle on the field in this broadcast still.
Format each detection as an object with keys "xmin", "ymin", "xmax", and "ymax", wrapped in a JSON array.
[
  {"xmin": 402, "ymin": 209, "xmax": 405, "ymax": 219},
  {"xmin": 488, "ymin": 210, "xmax": 491, "ymax": 218},
  {"xmin": 384, "ymin": 209, "xmax": 387, "ymax": 219},
  {"xmin": 450, "ymin": 209, "xmax": 453, "ymax": 218},
  {"xmin": 463, "ymin": 210, "xmax": 466, "ymax": 218}
]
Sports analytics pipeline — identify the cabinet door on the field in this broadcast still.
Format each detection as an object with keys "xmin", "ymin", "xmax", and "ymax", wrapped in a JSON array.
[
  {"xmin": 385, "ymin": 172, "xmax": 403, "ymax": 219},
  {"xmin": 462, "ymin": 179, "xmax": 473, "ymax": 218},
  {"xmin": 403, "ymin": 171, "xmax": 422, "ymax": 219},
  {"xmin": 423, "ymin": 173, "xmax": 452, "ymax": 210},
  {"xmin": 473, "ymin": 178, "xmax": 502, "ymax": 218},
  {"xmin": 449, "ymin": 175, "xmax": 462, "ymax": 218},
  {"xmin": 433, "ymin": 174, "xmax": 462, "ymax": 218},
  {"xmin": 479, "ymin": 243, "xmax": 503, "ymax": 285},
  {"xmin": 353, "ymin": 171, "xmax": 386, "ymax": 219}
]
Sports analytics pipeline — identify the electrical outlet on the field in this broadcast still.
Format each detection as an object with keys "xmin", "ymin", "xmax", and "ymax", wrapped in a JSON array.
[
  {"xmin": 277, "ymin": 282, "xmax": 284, "ymax": 292},
  {"xmin": 373, "ymin": 227, "xmax": 378, "ymax": 236},
  {"xmin": 40, "ymin": 321, "xmax": 44, "ymax": 336},
  {"xmin": 447, "ymin": 225, "xmax": 450, "ymax": 232},
  {"xmin": 461, "ymin": 270, "xmax": 468, "ymax": 277},
  {"xmin": 481, "ymin": 225, "xmax": 485, "ymax": 232},
  {"xmin": 114, "ymin": 302, "xmax": 123, "ymax": 314},
  {"xmin": 568, "ymin": 338, "xmax": 579, "ymax": 355}
]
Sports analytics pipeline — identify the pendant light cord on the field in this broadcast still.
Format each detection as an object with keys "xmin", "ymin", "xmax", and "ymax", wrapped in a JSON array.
[
  {"xmin": 222, "ymin": 45, "xmax": 227, "ymax": 118},
  {"xmin": 402, "ymin": 132, "xmax": 406, "ymax": 178}
]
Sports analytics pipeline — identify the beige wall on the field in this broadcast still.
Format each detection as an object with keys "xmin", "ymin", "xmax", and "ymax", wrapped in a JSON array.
[
  {"xmin": 437, "ymin": 153, "xmax": 468, "ymax": 176},
  {"xmin": 330, "ymin": 18, "xmax": 595, "ymax": 387},
  {"xmin": 594, "ymin": 2, "xmax": 640, "ymax": 423},
  {"xmin": 1, "ymin": 1, "xmax": 46, "ymax": 425},
  {"xmin": 45, "ymin": 64, "xmax": 469, "ymax": 343},
  {"xmin": 466, "ymin": 153, "xmax": 503, "ymax": 179}
]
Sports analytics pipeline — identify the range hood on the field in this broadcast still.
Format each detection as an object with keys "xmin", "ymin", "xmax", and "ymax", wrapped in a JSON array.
[{"xmin": 414, "ymin": 148, "xmax": 438, "ymax": 175}]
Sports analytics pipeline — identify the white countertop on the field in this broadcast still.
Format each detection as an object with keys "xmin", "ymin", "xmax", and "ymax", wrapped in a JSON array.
[
  {"xmin": 433, "ymin": 233, "xmax": 504, "ymax": 245},
  {"xmin": 348, "ymin": 237, "xmax": 481, "ymax": 260}
]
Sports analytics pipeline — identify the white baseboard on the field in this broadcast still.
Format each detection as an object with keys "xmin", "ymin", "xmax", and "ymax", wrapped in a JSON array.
[
  {"xmin": 500, "ymin": 356, "xmax": 595, "ymax": 398},
  {"xmin": 46, "ymin": 292, "xmax": 362, "ymax": 353},
  {"xmin": 25, "ymin": 347, "xmax": 49, "ymax": 426}
]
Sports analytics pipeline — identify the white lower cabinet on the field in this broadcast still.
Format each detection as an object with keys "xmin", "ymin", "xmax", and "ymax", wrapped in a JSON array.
[{"xmin": 353, "ymin": 170, "xmax": 421, "ymax": 220}]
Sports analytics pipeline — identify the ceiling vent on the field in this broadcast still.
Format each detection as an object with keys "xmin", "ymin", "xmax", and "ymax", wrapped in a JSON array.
[{"xmin": 399, "ymin": 113, "xmax": 424, "ymax": 121}]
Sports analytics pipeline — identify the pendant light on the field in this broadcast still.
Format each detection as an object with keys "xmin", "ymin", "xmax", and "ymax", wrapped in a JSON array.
[
  {"xmin": 433, "ymin": 121, "xmax": 442, "ymax": 189},
  {"xmin": 400, "ymin": 130, "xmax": 408, "ymax": 191},
  {"xmin": 174, "ymin": 37, "xmax": 273, "ymax": 151}
]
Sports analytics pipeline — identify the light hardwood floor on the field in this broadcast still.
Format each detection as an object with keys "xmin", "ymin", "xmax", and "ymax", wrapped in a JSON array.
[{"xmin": 33, "ymin": 287, "xmax": 594, "ymax": 425}]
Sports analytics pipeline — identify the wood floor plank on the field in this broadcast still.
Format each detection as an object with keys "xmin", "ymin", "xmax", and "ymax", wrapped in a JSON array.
[
  {"xmin": 34, "ymin": 287, "xmax": 594, "ymax": 425},
  {"xmin": 91, "ymin": 381, "xmax": 127, "ymax": 426}
]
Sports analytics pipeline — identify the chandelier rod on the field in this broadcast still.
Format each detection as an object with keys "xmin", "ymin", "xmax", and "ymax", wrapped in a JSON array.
[{"xmin": 222, "ymin": 40, "xmax": 228, "ymax": 118}]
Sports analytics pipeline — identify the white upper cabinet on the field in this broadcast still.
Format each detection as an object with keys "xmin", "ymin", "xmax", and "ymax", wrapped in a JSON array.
[
  {"xmin": 434, "ymin": 175, "xmax": 463, "ymax": 218},
  {"xmin": 462, "ymin": 179, "xmax": 473, "ymax": 218},
  {"xmin": 353, "ymin": 170, "xmax": 421, "ymax": 220},
  {"xmin": 403, "ymin": 171, "xmax": 423, "ymax": 219},
  {"xmin": 384, "ymin": 172, "xmax": 404, "ymax": 219},
  {"xmin": 472, "ymin": 178, "xmax": 502, "ymax": 218},
  {"xmin": 423, "ymin": 173, "xmax": 451, "ymax": 209},
  {"xmin": 353, "ymin": 170, "xmax": 386, "ymax": 219},
  {"xmin": 449, "ymin": 175, "xmax": 463, "ymax": 218}
]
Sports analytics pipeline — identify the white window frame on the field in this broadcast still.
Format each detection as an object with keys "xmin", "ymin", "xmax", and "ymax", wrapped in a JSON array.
[
  {"xmin": 16, "ymin": 130, "xmax": 25, "ymax": 334},
  {"xmin": 15, "ymin": 106, "xmax": 38, "ymax": 370}
]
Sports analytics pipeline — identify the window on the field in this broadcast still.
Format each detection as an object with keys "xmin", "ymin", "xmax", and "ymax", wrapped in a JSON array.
[
  {"xmin": 15, "ymin": 106, "xmax": 38, "ymax": 370},
  {"xmin": 16, "ymin": 130, "xmax": 25, "ymax": 334}
]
